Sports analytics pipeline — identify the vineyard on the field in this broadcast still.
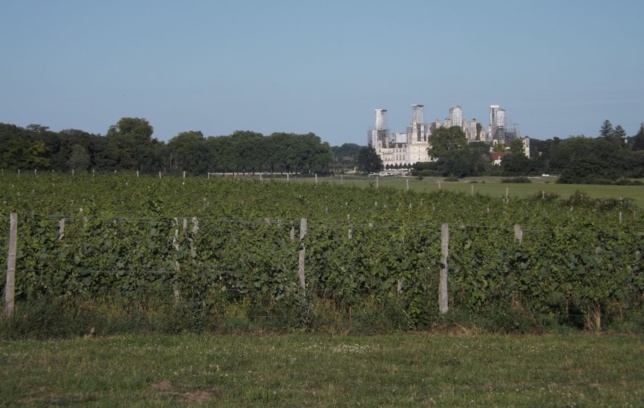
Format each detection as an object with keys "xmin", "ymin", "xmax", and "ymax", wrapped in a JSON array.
[{"xmin": 1, "ymin": 172, "xmax": 643, "ymax": 335}]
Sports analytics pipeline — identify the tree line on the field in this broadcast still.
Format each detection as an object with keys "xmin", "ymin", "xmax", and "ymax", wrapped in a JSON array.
[
  {"xmin": 412, "ymin": 120, "xmax": 644, "ymax": 183},
  {"xmin": 2, "ymin": 117, "xmax": 643, "ymax": 183},
  {"xmin": 0, "ymin": 118, "xmax": 333, "ymax": 175}
]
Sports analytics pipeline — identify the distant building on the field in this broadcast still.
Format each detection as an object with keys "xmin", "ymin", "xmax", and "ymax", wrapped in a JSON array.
[
  {"xmin": 369, "ymin": 103, "xmax": 528, "ymax": 167},
  {"xmin": 369, "ymin": 105, "xmax": 430, "ymax": 167},
  {"xmin": 449, "ymin": 105, "xmax": 463, "ymax": 128}
]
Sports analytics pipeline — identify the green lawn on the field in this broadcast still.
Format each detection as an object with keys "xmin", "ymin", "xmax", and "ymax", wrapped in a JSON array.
[
  {"xmin": 290, "ymin": 175, "xmax": 644, "ymax": 208},
  {"xmin": 1, "ymin": 334, "xmax": 642, "ymax": 407}
]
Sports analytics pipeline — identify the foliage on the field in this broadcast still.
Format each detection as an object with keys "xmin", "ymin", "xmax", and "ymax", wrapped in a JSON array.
[
  {"xmin": 356, "ymin": 145, "xmax": 383, "ymax": 173},
  {"xmin": 600, "ymin": 119, "xmax": 614, "ymax": 138},
  {"xmin": 501, "ymin": 177, "xmax": 532, "ymax": 183},
  {"xmin": 0, "ymin": 121, "xmax": 333, "ymax": 176},
  {"xmin": 428, "ymin": 126, "xmax": 467, "ymax": 158},
  {"xmin": 0, "ymin": 172, "xmax": 642, "ymax": 336}
]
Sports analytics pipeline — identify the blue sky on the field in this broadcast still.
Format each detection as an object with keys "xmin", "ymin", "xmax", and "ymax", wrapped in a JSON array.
[{"xmin": 1, "ymin": 0, "xmax": 643, "ymax": 145}]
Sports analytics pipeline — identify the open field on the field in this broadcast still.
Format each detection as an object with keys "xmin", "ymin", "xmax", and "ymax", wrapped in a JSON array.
[
  {"xmin": 292, "ymin": 175, "xmax": 644, "ymax": 208},
  {"xmin": 0, "ymin": 334, "xmax": 642, "ymax": 407}
]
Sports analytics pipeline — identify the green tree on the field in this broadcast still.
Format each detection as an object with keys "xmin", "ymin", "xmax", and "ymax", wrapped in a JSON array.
[
  {"xmin": 600, "ymin": 120, "xmax": 614, "ymax": 138},
  {"xmin": 501, "ymin": 152, "xmax": 534, "ymax": 176},
  {"xmin": 89, "ymin": 136, "xmax": 121, "ymax": 171},
  {"xmin": 106, "ymin": 117, "xmax": 161, "ymax": 172},
  {"xmin": 558, "ymin": 157, "xmax": 617, "ymax": 183},
  {"xmin": 67, "ymin": 144, "xmax": 91, "ymax": 172},
  {"xmin": 165, "ymin": 131, "xmax": 210, "ymax": 174},
  {"xmin": 107, "ymin": 117, "xmax": 154, "ymax": 143},
  {"xmin": 613, "ymin": 125, "xmax": 627, "ymax": 140},
  {"xmin": 357, "ymin": 145, "xmax": 383, "ymax": 173},
  {"xmin": 509, "ymin": 138, "xmax": 525, "ymax": 155},
  {"xmin": 631, "ymin": 123, "xmax": 644, "ymax": 151},
  {"xmin": 428, "ymin": 126, "xmax": 467, "ymax": 158}
]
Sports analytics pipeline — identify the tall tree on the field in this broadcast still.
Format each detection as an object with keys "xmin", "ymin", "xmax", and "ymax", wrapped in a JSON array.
[
  {"xmin": 428, "ymin": 126, "xmax": 467, "ymax": 158},
  {"xmin": 632, "ymin": 123, "xmax": 644, "ymax": 151},
  {"xmin": 600, "ymin": 120, "xmax": 614, "ymax": 138},
  {"xmin": 106, "ymin": 117, "xmax": 161, "ymax": 172},
  {"xmin": 165, "ymin": 131, "xmax": 209, "ymax": 174},
  {"xmin": 509, "ymin": 138, "xmax": 525, "ymax": 155},
  {"xmin": 613, "ymin": 125, "xmax": 627, "ymax": 140},
  {"xmin": 67, "ymin": 144, "xmax": 91, "ymax": 172},
  {"xmin": 357, "ymin": 145, "xmax": 383, "ymax": 173}
]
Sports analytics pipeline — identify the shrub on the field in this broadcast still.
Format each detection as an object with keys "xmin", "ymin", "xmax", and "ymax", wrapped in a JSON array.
[{"xmin": 501, "ymin": 177, "xmax": 532, "ymax": 183}]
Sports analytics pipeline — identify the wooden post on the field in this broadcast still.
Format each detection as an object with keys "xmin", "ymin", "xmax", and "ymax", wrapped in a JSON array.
[
  {"xmin": 5, "ymin": 213, "xmax": 17, "ymax": 317},
  {"xmin": 137, "ymin": 170, "xmax": 139, "ymax": 178},
  {"xmin": 438, "ymin": 181, "xmax": 441, "ymax": 190},
  {"xmin": 315, "ymin": 174, "xmax": 318, "ymax": 185},
  {"xmin": 619, "ymin": 212, "xmax": 623, "ymax": 224},
  {"xmin": 406, "ymin": 178, "xmax": 409, "ymax": 191},
  {"xmin": 58, "ymin": 218, "xmax": 65, "ymax": 240},
  {"xmin": 159, "ymin": 171, "xmax": 162, "ymax": 179},
  {"xmin": 376, "ymin": 176, "xmax": 379, "ymax": 188},
  {"xmin": 190, "ymin": 217, "xmax": 199, "ymax": 258},
  {"xmin": 287, "ymin": 174, "xmax": 290, "ymax": 182},
  {"xmin": 183, "ymin": 171, "xmax": 186, "ymax": 179},
  {"xmin": 298, "ymin": 218, "xmax": 307, "ymax": 290},
  {"xmin": 172, "ymin": 218, "xmax": 185, "ymax": 302},
  {"xmin": 439, "ymin": 223, "xmax": 449, "ymax": 314},
  {"xmin": 514, "ymin": 224, "xmax": 523, "ymax": 244}
]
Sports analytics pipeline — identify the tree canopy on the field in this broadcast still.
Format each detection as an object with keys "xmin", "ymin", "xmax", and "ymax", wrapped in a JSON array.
[
  {"xmin": 356, "ymin": 145, "xmax": 384, "ymax": 174},
  {"xmin": 0, "ymin": 120, "xmax": 333, "ymax": 176},
  {"xmin": 428, "ymin": 126, "xmax": 467, "ymax": 158}
]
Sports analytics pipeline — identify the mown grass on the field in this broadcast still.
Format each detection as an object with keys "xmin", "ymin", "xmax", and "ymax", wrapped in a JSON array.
[
  {"xmin": 1, "ymin": 334, "xmax": 642, "ymax": 407},
  {"xmin": 287, "ymin": 174, "xmax": 644, "ymax": 208}
]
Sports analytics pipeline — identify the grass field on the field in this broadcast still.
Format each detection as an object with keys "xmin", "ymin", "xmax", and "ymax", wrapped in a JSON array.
[
  {"xmin": 284, "ymin": 174, "xmax": 644, "ymax": 208},
  {"xmin": 1, "ymin": 334, "xmax": 642, "ymax": 407}
]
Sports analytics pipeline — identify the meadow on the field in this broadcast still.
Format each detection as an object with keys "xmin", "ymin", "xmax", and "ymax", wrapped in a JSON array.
[
  {"xmin": 297, "ymin": 174, "xmax": 644, "ymax": 208},
  {"xmin": 0, "ymin": 333, "xmax": 642, "ymax": 407}
]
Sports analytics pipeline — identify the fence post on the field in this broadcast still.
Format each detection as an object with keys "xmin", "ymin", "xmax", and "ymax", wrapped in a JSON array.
[
  {"xmin": 190, "ymin": 217, "xmax": 199, "ymax": 258},
  {"xmin": 58, "ymin": 217, "xmax": 66, "ymax": 240},
  {"xmin": 514, "ymin": 224, "xmax": 523, "ymax": 244},
  {"xmin": 5, "ymin": 213, "xmax": 17, "ymax": 317},
  {"xmin": 439, "ymin": 223, "xmax": 449, "ymax": 314},
  {"xmin": 172, "ymin": 218, "xmax": 185, "ymax": 302},
  {"xmin": 298, "ymin": 218, "xmax": 307, "ymax": 290}
]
